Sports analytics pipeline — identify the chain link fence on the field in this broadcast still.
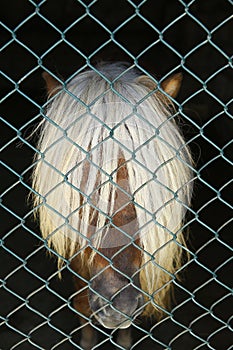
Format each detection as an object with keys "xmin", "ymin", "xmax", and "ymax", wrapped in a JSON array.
[{"xmin": 1, "ymin": 1, "xmax": 232, "ymax": 349}]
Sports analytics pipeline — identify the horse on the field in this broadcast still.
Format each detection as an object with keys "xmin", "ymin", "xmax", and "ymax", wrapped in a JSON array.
[{"xmin": 31, "ymin": 62, "xmax": 193, "ymax": 349}]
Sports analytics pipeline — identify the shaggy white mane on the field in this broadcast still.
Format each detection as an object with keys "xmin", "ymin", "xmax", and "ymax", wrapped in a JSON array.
[{"xmin": 32, "ymin": 63, "xmax": 193, "ymax": 316}]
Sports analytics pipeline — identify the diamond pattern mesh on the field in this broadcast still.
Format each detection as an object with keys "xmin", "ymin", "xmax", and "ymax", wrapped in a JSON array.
[{"xmin": 1, "ymin": 1, "xmax": 232, "ymax": 349}]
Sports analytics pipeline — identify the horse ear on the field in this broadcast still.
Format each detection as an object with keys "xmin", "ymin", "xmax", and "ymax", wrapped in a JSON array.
[
  {"xmin": 161, "ymin": 73, "xmax": 183, "ymax": 98},
  {"xmin": 42, "ymin": 72, "xmax": 62, "ymax": 96},
  {"xmin": 136, "ymin": 73, "xmax": 182, "ymax": 98}
]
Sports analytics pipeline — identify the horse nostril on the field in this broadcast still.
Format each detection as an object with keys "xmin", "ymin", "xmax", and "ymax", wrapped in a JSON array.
[{"xmin": 97, "ymin": 309, "xmax": 107, "ymax": 319}]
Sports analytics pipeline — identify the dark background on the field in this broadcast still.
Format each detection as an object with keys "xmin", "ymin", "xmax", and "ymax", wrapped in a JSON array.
[{"xmin": 0, "ymin": 0, "xmax": 232, "ymax": 349}]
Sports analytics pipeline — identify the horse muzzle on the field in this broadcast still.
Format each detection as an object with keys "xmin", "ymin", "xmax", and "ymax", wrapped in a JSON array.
[{"xmin": 89, "ymin": 291, "xmax": 144, "ymax": 329}]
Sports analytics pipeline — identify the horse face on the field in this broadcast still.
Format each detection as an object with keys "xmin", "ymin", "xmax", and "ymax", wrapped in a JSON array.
[{"xmin": 88, "ymin": 244, "xmax": 144, "ymax": 329}]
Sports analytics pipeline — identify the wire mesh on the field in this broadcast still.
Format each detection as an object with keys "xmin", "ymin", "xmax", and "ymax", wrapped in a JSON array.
[{"xmin": 1, "ymin": 1, "xmax": 232, "ymax": 349}]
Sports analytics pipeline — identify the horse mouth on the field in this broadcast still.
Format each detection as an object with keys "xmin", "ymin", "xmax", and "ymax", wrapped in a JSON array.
[
  {"xmin": 92, "ymin": 303, "xmax": 142, "ymax": 329},
  {"xmin": 94, "ymin": 314, "xmax": 132, "ymax": 329}
]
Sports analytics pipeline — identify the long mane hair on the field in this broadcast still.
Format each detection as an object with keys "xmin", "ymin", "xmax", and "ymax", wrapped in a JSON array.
[{"xmin": 32, "ymin": 62, "xmax": 193, "ymax": 317}]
